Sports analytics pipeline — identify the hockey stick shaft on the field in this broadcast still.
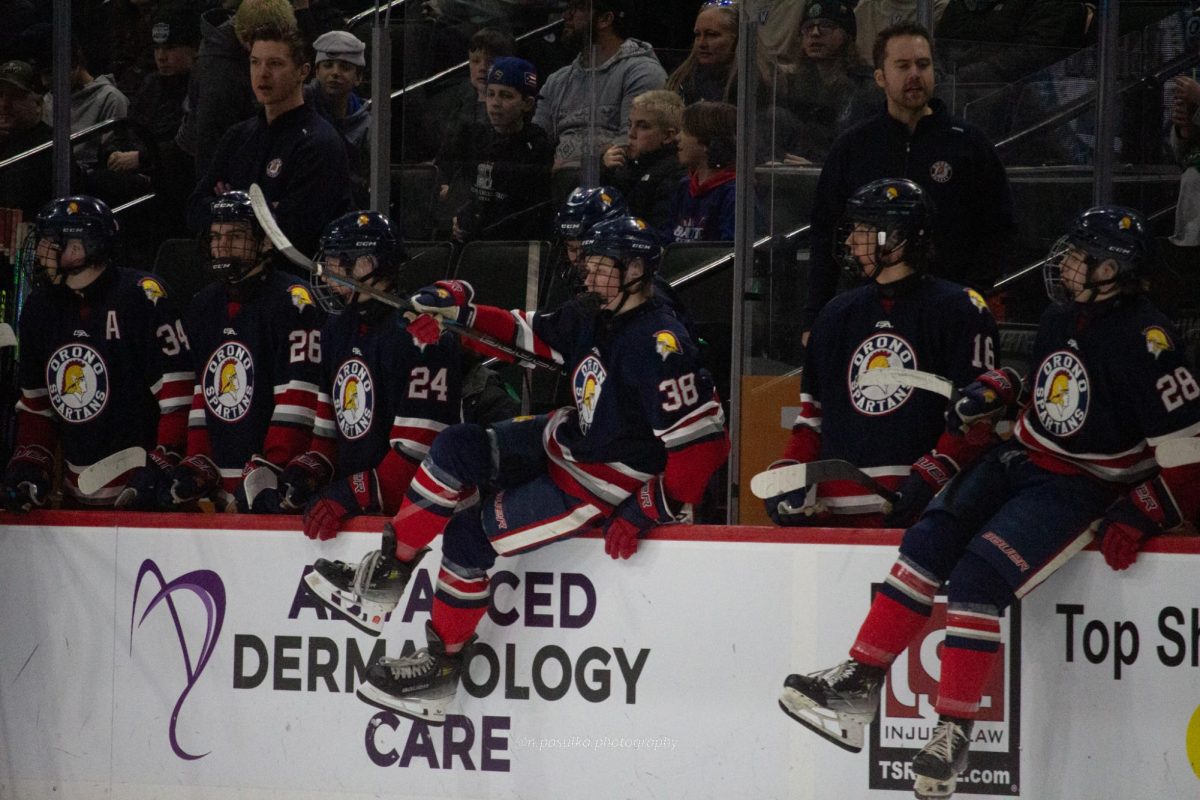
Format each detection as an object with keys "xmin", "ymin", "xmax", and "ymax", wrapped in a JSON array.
[
  {"xmin": 246, "ymin": 183, "xmax": 560, "ymax": 373},
  {"xmin": 855, "ymin": 367, "xmax": 954, "ymax": 399},
  {"xmin": 315, "ymin": 266, "xmax": 562, "ymax": 373}
]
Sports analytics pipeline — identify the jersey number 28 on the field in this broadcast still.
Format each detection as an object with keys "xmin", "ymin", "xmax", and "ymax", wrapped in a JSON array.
[{"xmin": 1158, "ymin": 367, "xmax": 1199, "ymax": 412}]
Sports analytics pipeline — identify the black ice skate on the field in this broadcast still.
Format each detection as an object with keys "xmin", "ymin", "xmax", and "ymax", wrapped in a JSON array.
[
  {"xmin": 912, "ymin": 717, "xmax": 972, "ymax": 799},
  {"xmin": 303, "ymin": 525, "xmax": 428, "ymax": 635},
  {"xmin": 778, "ymin": 659, "xmax": 885, "ymax": 752},
  {"xmin": 356, "ymin": 620, "xmax": 475, "ymax": 724}
]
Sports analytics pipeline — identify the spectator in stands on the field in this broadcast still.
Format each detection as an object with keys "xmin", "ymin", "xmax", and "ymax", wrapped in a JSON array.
[
  {"xmin": 441, "ymin": 57, "xmax": 554, "ymax": 242},
  {"xmin": 177, "ymin": 0, "xmax": 298, "ymax": 180},
  {"xmin": 427, "ymin": 28, "xmax": 515, "ymax": 168},
  {"xmin": 0, "ymin": 60, "xmax": 62, "ymax": 217},
  {"xmin": 42, "ymin": 38, "xmax": 131, "ymax": 176},
  {"xmin": 666, "ymin": 100, "xmax": 737, "ymax": 242},
  {"xmin": 853, "ymin": 0, "xmax": 948, "ymax": 66},
  {"xmin": 104, "ymin": 2, "xmax": 200, "ymax": 235},
  {"xmin": 109, "ymin": 0, "xmax": 166, "ymax": 96},
  {"xmin": 666, "ymin": 0, "xmax": 739, "ymax": 105},
  {"xmin": 532, "ymin": 0, "xmax": 668, "ymax": 174},
  {"xmin": 308, "ymin": 30, "xmax": 371, "ymax": 207},
  {"xmin": 186, "ymin": 22, "xmax": 351, "ymax": 258},
  {"xmin": 935, "ymin": 0, "xmax": 1087, "ymax": 85},
  {"xmin": 770, "ymin": 0, "xmax": 878, "ymax": 164},
  {"xmin": 1169, "ymin": 70, "xmax": 1200, "ymax": 248},
  {"xmin": 801, "ymin": 23, "xmax": 1015, "ymax": 341},
  {"xmin": 601, "ymin": 89, "xmax": 687, "ymax": 232}
]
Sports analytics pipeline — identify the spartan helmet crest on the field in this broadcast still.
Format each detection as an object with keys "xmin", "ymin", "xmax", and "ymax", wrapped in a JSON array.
[
  {"xmin": 62, "ymin": 362, "xmax": 88, "ymax": 397},
  {"xmin": 219, "ymin": 359, "xmax": 241, "ymax": 396},
  {"xmin": 1048, "ymin": 372, "xmax": 1071, "ymax": 407},
  {"xmin": 342, "ymin": 377, "xmax": 360, "ymax": 411}
]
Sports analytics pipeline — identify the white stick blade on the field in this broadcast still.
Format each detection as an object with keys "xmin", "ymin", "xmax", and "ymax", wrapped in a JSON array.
[
  {"xmin": 1157, "ymin": 438, "xmax": 1200, "ymax": 469},
  {"xmin": 855, "ymin": 367, "xmax": 954, "ymax": 398},
  {"xmin": 749, "ymin": 464, "xmax": 809, "ymax": 499},
  {"xmin": 77, "ymin": 446, "xmax": 147, "ymax": 495},
  {"xmin": 0, "ymin": 322, "xmax": 16, "ymax": 348}
]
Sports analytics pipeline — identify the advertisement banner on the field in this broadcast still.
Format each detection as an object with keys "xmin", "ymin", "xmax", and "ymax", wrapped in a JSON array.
[{"xmin": 1, "ymin": 514, "xmax": 1198, "ymax": 800}]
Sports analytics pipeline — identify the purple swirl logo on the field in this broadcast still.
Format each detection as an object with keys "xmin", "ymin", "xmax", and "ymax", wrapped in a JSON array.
[{"xmin": 130, "ymin": 559, "xmax": 226, "ymax": 760}]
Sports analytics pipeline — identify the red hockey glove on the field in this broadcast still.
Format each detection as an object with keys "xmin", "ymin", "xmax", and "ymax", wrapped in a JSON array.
[
  {"xmin": 603, "ymin": 477, "xmax": 676, "ymax": 560},
  {"xmin": 948, "ymin": 367, "xmax": 1021, "ymax": 441},
  {"xmin": 409, "ymin": 280, "xmax": 476, "ymax": 326},
  {"xmin": 278, "ymin": 451, "xmax": 334, "ymax": 511},
  {"xmin": 405, "ymin": 313, "xmax": 444, "ymax": 348},
  {"xmin": 116, "ymin": 447, "xmax": 178, "ymax": 510},
  {"xmin": 302, "ymin": 470, "xmax": 377, "ymax": 540},
  {"xmin": 884, "ymin": 452, "xmax": 958, "ymax": 527},
  {"xmin": 4, "ymin": 445, "xmax": 53, "ymax": 513},
  {"xmin": 1096, "ymin": 476, "xmax": 1183, "ymax": 571},
  {"xmin": 163, "ymin": 454, "xmax": 220, "ymax": 506}
]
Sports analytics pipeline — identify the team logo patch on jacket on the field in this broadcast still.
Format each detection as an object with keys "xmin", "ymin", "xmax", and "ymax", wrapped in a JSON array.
[
  {"xmin": 572, "ymin": 354, "xmax": 607, "ymax": 435},
  {"xmin": 46, "ymin": 343, "xmax": 109, "ymax": 422},
  {"xmin": 334, "ymin": 358, "xmax": 374, "ymax": 439},
  {"xmin": 1034, "ymin": 350, "xmax": 1089, "ymax": 437},
  {"xmin": 1143, "ymin": 326, "xmax": 1173, "ymax": 359},
  {"xmin": 654, "ymin": 330, "xmax": 681, "ymax": 360},
  {"xmin": 967, "ymin": 288, "xmax": 989, "ymax": 313},
  {"xmin": 203, "ymin": 342, "xmax": 254, "ymax": 422},
  {"xmin": 847, "ymin": 334, "xmax": 917, "ymax": 416},
  {"xmin": 290, "ymin": 284, "xmax": 314, "ymax": 310},
  {"xmin": 929, "ymin": 160, "xmax": 953, "ymax": 183},
  {"xmin": 139, "ymin": 277, "xmax": 167, "ymax": 304}
]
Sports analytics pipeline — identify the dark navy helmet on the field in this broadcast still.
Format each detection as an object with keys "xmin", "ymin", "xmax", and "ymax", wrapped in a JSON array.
[
  {"xmin": 312, "ymin": 210, "xmax": 405, "ymax": 313},
  {"xmin": 205, "ymin": 191, "xmax": 268, "ymax": 283},
  {"xmin": 837, "ymin": 178, "xmax": 935, "ymax": 279},
  {"xmin": 555, "ymin": 186, "xmax": 628, "ymax": 242},
  {"xmin": 581, "ymin": 215, "xmax": 663, "ymax": 275},
  {"xmin": 1044, "ymin": 205, "xmax": 1151, "ymax": 304},
  {"xmin": 21, "ymin": 195, "xmax": 119, "ymax": 286}
]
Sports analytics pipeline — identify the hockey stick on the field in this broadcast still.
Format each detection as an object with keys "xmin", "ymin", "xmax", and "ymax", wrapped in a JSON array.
[
  {"xmin": 77, "ymin": 446, "xmax": 146, "ymax": 495},
  {"xmin": 1157, "ymin": 437, "xmax": 1200, "ymax": 469},
  {"xmin": 855, "ymin": 367, "xmax": 954, "ymax": 399},
  {"xmin": 246, "ymin": 183, "xmax": 560, "ymax": 374},
  {"xmin": 0, "ymin": 322, "xmax": 15, "ymax": 349},
  {"xmin": 315, "ymin": 266, "xmax": 562, "ymax": 373},
  {"xmin": 750, "ymin": 459, "xmax": 898, "ymax": 503}
]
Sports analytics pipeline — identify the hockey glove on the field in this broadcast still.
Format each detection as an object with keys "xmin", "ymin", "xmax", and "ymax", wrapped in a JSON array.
[
  {"xmin": 302, "ymin": 470, "xmax": 378, "ymax": 541},
  {"xmin": 1096, "ymin": 476, "xmax": 1183, "ymax": 571},
  {"xmin": 4, "ymin": 444, "xmax": 53, "ymax": 513},
  {"xmin": 948, "ymin": 367, "xmax": 1021, "ymax": 441},
  {"xmin": 116, "ymin": 448, "xmax": 178, "ymax": 510},
  {"xmin": 761, "ymin": 460, "xmax": 830, "ymax": 526},
  {"xmin": 162, "ymin": 454, "xmax": 220, "ymax": 507},
  {"xmin": 410, "ymin": 280, "xmax": 476, "ymax": 326},
  {"xmin": 603, "ymin": 477, "xmax": 676, "ymax": 560},
  {"xmin": 235, "ymin": 457, "xmax": 284, "ymax": 513},
  {"xmin": 883, "ymin": 452, "xmax": 958, "ymax": 528},
  {"xmin": 278, "ymin": 451, "xmax": 334, "ymax": 511}
]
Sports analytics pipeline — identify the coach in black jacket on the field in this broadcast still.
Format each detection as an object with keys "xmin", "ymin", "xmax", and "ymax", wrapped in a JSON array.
[
  {"xmin": 186, "ymin": 23, "xmax": 351, "ymax": 259},
  {"xmin": 802, "ymin": 22, "xmax": 1015, "ymax": 336}
]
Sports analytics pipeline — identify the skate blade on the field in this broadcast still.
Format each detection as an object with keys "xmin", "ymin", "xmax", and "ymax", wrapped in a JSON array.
[
  {"xmin": 778, "ymin": 689, "xmax": 866, "ymax": 753},
  {"xmin": 356, "ymin": 681, "xmax": 450, "ymax": 725},
  {"xmin": 913, "ymin": 774, "xmax": 957, "ymax": 799},
  {"xmin": 303, "ymin": 570, "xmax": 392, "ymax": 636}
]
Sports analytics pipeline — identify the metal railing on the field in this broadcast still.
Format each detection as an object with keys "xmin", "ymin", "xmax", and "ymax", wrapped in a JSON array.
[
  {"xmin": 0, "ymin": 118, "xmax": 117, "ymax": 173},
  {"xmin": 668, "ymin": 223, "xmax": 810, "ymax": 290}
]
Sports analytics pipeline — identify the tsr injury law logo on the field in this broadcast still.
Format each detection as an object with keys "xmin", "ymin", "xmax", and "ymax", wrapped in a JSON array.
[{"xmin": 869, "ymin": 589, "xmax": 1022, "ymax": 795}]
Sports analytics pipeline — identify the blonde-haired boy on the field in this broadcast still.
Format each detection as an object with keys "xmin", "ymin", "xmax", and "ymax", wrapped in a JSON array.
[{"xmin": 599, "ymin": 89, "xmax": 687, "ymax": 234}]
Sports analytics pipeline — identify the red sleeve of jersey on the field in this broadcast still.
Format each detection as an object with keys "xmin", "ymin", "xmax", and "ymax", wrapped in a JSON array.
[
  {"xmin": 465, "ymin": 306, "xmax": 564, "ymax": 364},
  {"xmin": 931, "ymin": 428, "xmax": 994, "ymax": 473},
  {"xmin": 153, "ymin": 371, "xmax": 192, "ymax": 455},
  {"xmin": 374, "ymin": 448, "xmax": 421, "ymax": 515},
  {"xmin": 782, "ymin": 426, "xmax": 821, "ymax": 463},
  {"xmin": 14, "ymin": 389, "xmax": 56, "ymax": 450},
  {"xmin": 309, "ymin": 390, "xmax": 338, "ymax": 464},
  {"xmin": 185, "ymin": 382, "xmax": 213, "ymax": 458},
  {"xmin": 663, "ymin": 431, "xmax": 730, "ymax": 506},
  {"xmin": 1160, "ymin": 448, "xmax": 1200, "ymax": 526}
]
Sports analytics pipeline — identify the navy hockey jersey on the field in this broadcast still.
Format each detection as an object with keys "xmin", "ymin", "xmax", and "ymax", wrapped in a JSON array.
[
  {"xmin": 14, "ymin": 267, "xmax": 193, "ymax": 504},
  {"xmin": 1014, "ymin": 295, "xmax": 1200, "ymax": 484},
  {"xmin": 470, "ymin": 295, "xmax": 728, "ymax": 509},
  {"xmin": 794, "ymin": 276, "xmax": 999, "ymax": 516},
  {"xmin": 183, "ymin": 270, "xmax": 324, "ymax": 491},
  {"xmin": 308, "ymin": 305, "xmax": 462, "ymax": 513},
  {"xmin": 666, "ymin": 170, "xmax": 736, "ymax": 243}
]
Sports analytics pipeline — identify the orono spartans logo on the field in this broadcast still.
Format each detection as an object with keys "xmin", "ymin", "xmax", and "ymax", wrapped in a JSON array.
[
  {"xmin": 572, "ymin": 353, "xmax": 607, "ymax": 435},
  {"xmin": 334, "ymin": 358, "xmax": 374, "ymax": 439},
  {"xmin": 203, "ymin": 342, "xmax": 254, "ymax": 422},
  {"xmin": 46, "ymin": 343, "xmax": 109, "ymax": 422},
  {"xmin": 1034, "ymin": 350, "xmax": 1089, "ymax": 437},
  {"xmin": 847, "ymin": 334, "xmax": 917, "ymax": 415}
]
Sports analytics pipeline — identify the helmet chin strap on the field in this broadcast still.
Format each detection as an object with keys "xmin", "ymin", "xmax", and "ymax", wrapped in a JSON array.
[{"xmin": 1074, "ymin": 256, "xmax": 1119, "ymax": 304}]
